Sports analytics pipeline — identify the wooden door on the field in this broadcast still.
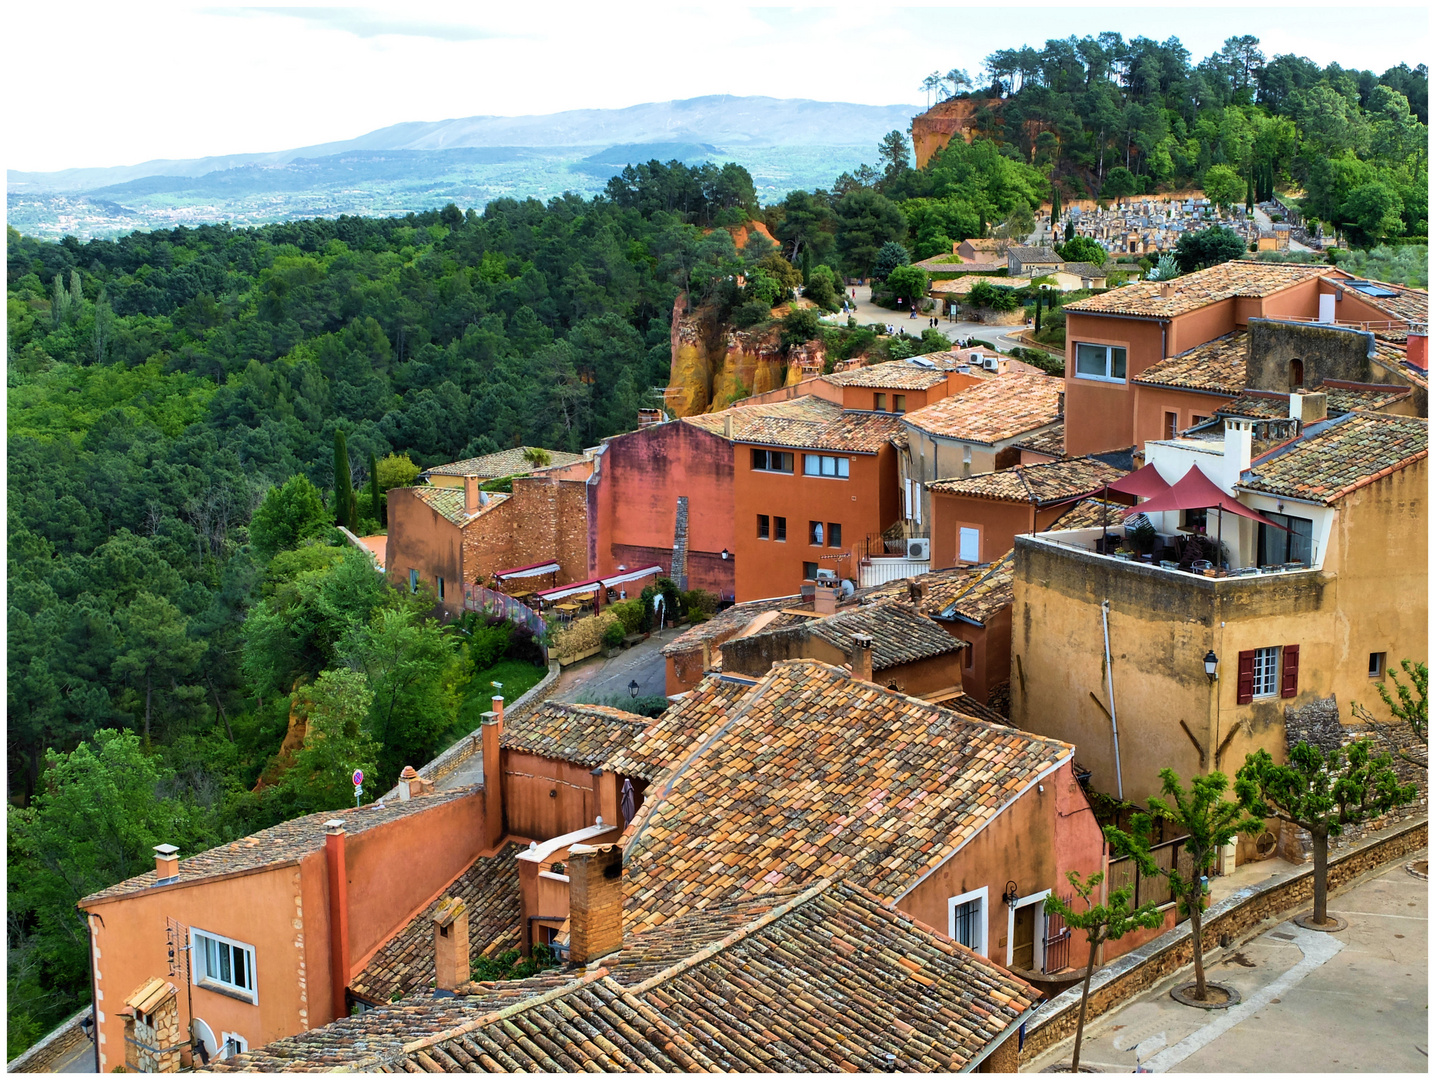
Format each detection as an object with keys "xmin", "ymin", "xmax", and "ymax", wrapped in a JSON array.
[{"xmin": 1012, "ymin": 903, "xmax": 1037, "ymax": 970}]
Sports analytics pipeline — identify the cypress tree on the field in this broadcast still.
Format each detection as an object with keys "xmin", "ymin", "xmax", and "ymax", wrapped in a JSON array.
[
  {"xmin": 801, "ymin": 249, "xmax": 812, "ymax": 286},
  {"xmin": 369, "ymin": 452, "xmax": 382, "ymax": 529},
  {"xmin": 334, "ymin": 430, "xmax": 355, "ymax": 531},
  {"xmin": 1050, "ymin": 183, "xmax": 1062, "ymax": 232},
  {"xmin": 1245, "ymin": 170, "xmax": 1254, "ymax": 213}
]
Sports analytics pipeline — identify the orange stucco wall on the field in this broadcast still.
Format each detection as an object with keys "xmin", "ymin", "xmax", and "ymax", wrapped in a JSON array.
[
  {"xmin": 1064, "ymin": 315, "xmax": 1168, "ymax": 455},
  {"xmin": 1131, "ymin": 384, "xmax": 1229, "ymax": 447},
  {"xmin": 946, "ymin": 606, "xmax": 1011, "ymax": 706},
  {"xmin": 931, "ymin": 493, "xmax": 1069, "ymax": 568},
  {"xmin": 386, "ymin": 488, "xmax": 467, "ymax": 616},
  {"xmin": 502, "ymin": 751, "xmax": 608, "ymax": 841},
  {"xmin": 900, "ymin": 760, "xmax": 1103, "ymax": 971},
  {"xmin": 593, "ymin": 422, "xmax": 736, "ymax": 599},
  {"xmin": 734, "ymin": 443, "xmax": 898, "ymax": 600},
  {"xmin": 838, "ymin": 385, "xmax": 944, "ymax": 412}
]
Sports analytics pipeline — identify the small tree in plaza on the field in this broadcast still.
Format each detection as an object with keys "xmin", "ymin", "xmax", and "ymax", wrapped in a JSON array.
[
  {"xmin": 1238, "ymin": 740, "xmax": 1416, "ymax": 927},
  {"xmin": 1139, "ymin": 769, "xmax": 1264, "ymax": 1001},
  {"xmin": 1045, "ymin": 820, "xmax": 1165, "ymax": 1072}
]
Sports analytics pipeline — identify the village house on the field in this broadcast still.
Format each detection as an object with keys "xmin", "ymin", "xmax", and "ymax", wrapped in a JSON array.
[
  {"xmin": 1060, "ymin": 260, "xmax": 1428, "ymax": 456},
  {"xmin": 900, "ymin": 373, "xmax": 1066, "ymax": 529},
  {"xmin": 1010, "ymin": 408, "xmax": 1428, "ymax": 810},
  {"xmin": 420, "ymin": 446, "xmax": 588, "ymax": 488},
  {"xmin": 1007, "ymin": 245, "xmax": 1064, "ymax": 277},
  {"xmin": 928, "ymin": 456, "xmax": 1129, "ymax": 567}
]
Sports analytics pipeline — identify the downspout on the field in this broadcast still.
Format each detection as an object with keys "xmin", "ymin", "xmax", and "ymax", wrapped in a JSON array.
[
  {"xmin": 87, "ymin": 914, "xmax": 101, "ymax": 1072},
  {"xmin": 1101, "ymin": 600, "xmax": 1123, "ymax": 800}
]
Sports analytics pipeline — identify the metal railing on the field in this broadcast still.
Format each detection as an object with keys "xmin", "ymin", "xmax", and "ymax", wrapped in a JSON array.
[
  {"xmin": 463, "ymin": 583, "xmax": 550, "ymax": 656},
  {"xmin": 1043, "ymin": 901, "xmax": 1072, "ymax": 974}
]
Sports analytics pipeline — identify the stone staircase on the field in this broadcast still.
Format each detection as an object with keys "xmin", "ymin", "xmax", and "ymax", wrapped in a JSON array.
[{"xmin": 671, "ymin": 497, "xmax": 689, "ymax": 589}]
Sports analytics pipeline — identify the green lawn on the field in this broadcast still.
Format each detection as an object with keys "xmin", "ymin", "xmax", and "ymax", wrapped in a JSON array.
[{"xmin": 458, "ymin": 658, "xmax": 547, "ymax": 729}]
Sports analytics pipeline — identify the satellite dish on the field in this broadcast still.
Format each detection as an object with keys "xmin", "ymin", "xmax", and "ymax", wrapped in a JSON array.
[{"xmin": 840, "ymin": 579, "xmax": 855, "ymax": 598}]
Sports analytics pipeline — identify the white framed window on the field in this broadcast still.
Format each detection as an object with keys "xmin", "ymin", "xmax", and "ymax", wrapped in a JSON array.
[
  {"xmin": 1074, "ymin": 342, "xmax": 1128, "ymax": 383},
  {"xmin": 959, "ymin": 527, "xmax": 980, "ymax": 563},
  {"xmin": 220, "ymin": 1032, "xmax": 249, "ymax": 1059},
  {"xmin": 191, "ymin": 928, "xmax": 258, "ymax": 1004},
  {"xmin": 803, "ymin": 454, "xmax": 849, "ymax": 479},
  {"xmin": 948, "ymin": 886, "xmax": 988, "ymax": 956},
  {"xmin": 1369, "ymin": 652, "xmax": 1387, "ymax": 679},
  {"xmin": 1252, "ymin": 646, "xmax": 1280, "ymax": 698}
]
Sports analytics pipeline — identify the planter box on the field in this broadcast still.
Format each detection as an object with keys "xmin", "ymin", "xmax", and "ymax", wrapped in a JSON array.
[
  {"xmin": 603, "ymin": 647, "xmax": 621, "ymax": 658},
  {"xmin": 556, "ymin": 645, "xmax": 603, "ymax": 667}
]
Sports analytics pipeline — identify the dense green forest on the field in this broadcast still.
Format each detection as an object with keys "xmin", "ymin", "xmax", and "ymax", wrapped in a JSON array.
[{"xmin": 6, "ymin": 29, "xmax": 1430, "ymax": 1056}]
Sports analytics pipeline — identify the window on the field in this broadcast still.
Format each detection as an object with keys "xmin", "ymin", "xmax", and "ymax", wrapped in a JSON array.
[
  {"xmin": 1251, "ymin": 646, "xmax": 1280, "ymax": 698},
  {"xmin": 1163, "ymin": 411, "xmax": 1178, "ymax": 440},
  {"xmin": 1369, "ymin": 652, "xmax": 1387, "ymax": 679},
  {"xmin": 1183, "ymin": 508, "xmax": 1207, "ymax": 533},
  {"xmin": 1258, "ymin": 513, "xmax": 1314, "ymax": 567},
  {"xmin": 757, "ymin": 514, "xmax": 770, "ymax": 540},
  {"xmin": 802, "ymin": 561, "xmax": 820, "ymax": 580},
  {"xmin": 1074, "ymin": 342, "xmax": 1128, "ymax": 382},
  {"xmin": 803, "ymin": 454, "xmax": 850, "ymax": 479},
  {"xmin": 408, "ymin": 569, "xmax": 419, "ymax": 594},
  {"xmin": 751, "ymin": 449, "xmax": 794, "ymax": 473},
  {"xmin": 774, "ymin": 516, "xmax": 787, "ymax": 542},
  {"xmin": 192, "ymin": 929, "xmax": 257, "ymax": 1003},
  {"xmin": 1289, "ymin": 358, "xmax": 1304, "ymax": 389},
  {"xmin": 220, "ymin": 1033, "xmax": 249, "ymax": 1060},
  {"xmin": 959, "ymin": 527, "xmax": 980, "ymax": 563},
  {"xmin": 1192, "ymin": 414, "xmax": 1209, "ymax": 426},
  {"xmin": 809, "ymin": 521, "xmax": 824, "ymax": 546},
  {"xmin": 947, "ymin": 886, "xmax": 988, "ymax": 956},
  {"xmin": 893, "ymin": 394, "xmax": 907, "ymax": 414},
  {"xmin": 1238, "ymin": 645, "xmax": 1299, "ymax": 703},
  {"xmin": 874, "ymin": 393, "xmax": 887, "ymax": 411},
  {"xmin": 827, "ymin": 523, "xmax": 842, "ymax": 548},
  {"xmin": 437, "ymin": 576, "xmax": 445, "ymax": 601}
]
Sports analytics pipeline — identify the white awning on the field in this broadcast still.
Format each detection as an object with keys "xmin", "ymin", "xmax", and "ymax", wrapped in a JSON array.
[
  {"xmin": 496, "ymin": 560, "xmax": 560, "ymax": 580},
  {"xmin": 600, "ymin": 565, "xmax": 664, "ymax": 588},
  {"xmin": 534, "ymin": 565, "xmax": 664, "ymax": 603}
]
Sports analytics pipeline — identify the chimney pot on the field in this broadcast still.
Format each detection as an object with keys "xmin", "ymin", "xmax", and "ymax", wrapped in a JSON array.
[
  {"xmin": 1159, "ymin": 282, "xmax": 1175, "ymax": 299},
  {"xmin": 491, "ymin": 695, "xmax": 504, "ymax": 721},
  {"xmin": 154, "ymin": 844, "xmax": 180, "ymax": 883},
  {"xmin": 431, "ymin": 896, "xmax": 470, "ymax": 991},
  {"xmin": 464, "ymin": 475, "xmax": 480, "ymax": 516},
  {"xmin": 1406, "ymin": 332, "xmax": 1427, "ymax": 372},
  {"xmin": 567, "ymin": 843, "xmax": 624, "ymax": 964},
  {"xmin": 848, "ymin": 633, "xmax": 875, "ymax": 683}
]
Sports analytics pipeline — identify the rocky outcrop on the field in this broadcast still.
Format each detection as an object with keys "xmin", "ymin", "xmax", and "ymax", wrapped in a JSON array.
[
  {"xmin": 912, "ymin": 98, "xmax": 1000, "ymax": 168},
  {"xmin": 666, "ymin": 297, "xmax": 823, "ymax": 416}
]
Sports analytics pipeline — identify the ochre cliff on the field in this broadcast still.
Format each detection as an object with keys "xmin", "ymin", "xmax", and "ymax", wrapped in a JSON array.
[
  {"xmin": 912, "ymin": 98, "xmax": 999, "ymax": 168},
  {"xmin": 666, "ymin": 296, "xmax": 822, "ymax": 417}
]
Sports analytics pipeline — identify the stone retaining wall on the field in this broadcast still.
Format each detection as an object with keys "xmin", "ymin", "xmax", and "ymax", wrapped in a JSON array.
[
  {"xmin": 380, "ymin": 661, "xmax": 561, "ymax": 800},
  {"xmin": 7, "ymin": 1007, "xmax": 92, "ymax": 1073},
  {"xmin": 1019, "ymin": 815, "xmax": 1427, "ymax": 1065}
]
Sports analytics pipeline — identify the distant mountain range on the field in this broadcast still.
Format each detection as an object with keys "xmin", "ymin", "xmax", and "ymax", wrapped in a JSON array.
[{"xmin": 8, "ymin": 96, "xmax": 919, "ymax": 239}]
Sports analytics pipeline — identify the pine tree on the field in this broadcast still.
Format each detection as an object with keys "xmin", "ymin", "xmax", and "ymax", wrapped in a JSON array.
[
  {"xmin": 369, "ymin": 452, "xmax": 382, "ymax": 529},
  {"xmin": 334, "ymin": 430, "xmax": 355, "ymax": 532}
]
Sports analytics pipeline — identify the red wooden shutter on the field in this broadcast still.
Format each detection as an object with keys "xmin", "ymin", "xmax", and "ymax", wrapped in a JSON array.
[
  {"xmin": 1281, "ymin": 644, "xmax": 1300, "ymax": 698},
  {"xmin": 1236, "ymin": 650, "xmax": 1255, "ymax": 705}
]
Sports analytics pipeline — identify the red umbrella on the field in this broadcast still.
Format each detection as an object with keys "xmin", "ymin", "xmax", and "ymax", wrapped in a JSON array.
[
  {"xmin": 1106, "ymin": 462, "xmax": 1172, "ymax": 499},
  {"xmin": 1123, "ymin": 463, "xmax": 1287, "ymax": 571}
]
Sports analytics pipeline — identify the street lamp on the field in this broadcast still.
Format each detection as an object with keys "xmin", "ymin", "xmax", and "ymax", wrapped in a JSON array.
[
  {"xmin": 628, "ymin": 679, "xmax": 640, "ymax": 699},
  {"xmin": 1203, "ymin": 650, "xmax": 1219, "ymax": 682},
  {"xmin": 720, "ymin": 549, "xmax": 730, "ymax": 561},
  {"xmin": 1002, "ymin": 880, "xmax": 1020, "ymax": 908}
]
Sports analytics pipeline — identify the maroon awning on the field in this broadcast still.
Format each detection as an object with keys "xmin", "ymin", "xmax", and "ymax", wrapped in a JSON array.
[
  {"xmin": 1105, "ymin": 463, "xmax": 1170, "ymax": 499},
  {"xmin": 1123, "ymin": 464, "xmax": 1286, "ymax": 529}
]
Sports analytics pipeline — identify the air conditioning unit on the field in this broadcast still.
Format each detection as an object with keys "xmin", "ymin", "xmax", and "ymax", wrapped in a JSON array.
[
  {"xmin": 906, "ymin": 538, "xmax": 930, "ymax": 561},
  {"xmin": 982, "ymin": 357, "xmax": 1000, "ymax": 371}
]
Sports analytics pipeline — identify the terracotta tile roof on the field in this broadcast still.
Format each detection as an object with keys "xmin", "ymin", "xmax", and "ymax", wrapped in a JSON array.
[
  {"xmin": 350, "ymin": 845, "xmax": 523, "ymax": 1004},
  {"xmin": 904, "ymin": 374, "xmax": 1064, "ymax": 445},
  {"xmin": 853, "ymin": 565, "xmax": 987, "ymax": 616},
  {"xmin": 612, "ymin": 878, "xmax": 1039, "ymax": 1072},
  {"xmin": 1065, "ymin": 261, "xmax": 1327, "ymax": 318},
  {"xmin": 605, "ymin": 676, "xmax": 752, "ymax": 783},
  {"xmin": 81, "ymin": 788, "xmax": 477, "ymax": 905},
  {"xmin": 425, "ymin": 446, "xmax": 585, "ymax": 478},
  {"xmin": 915, "ymin": 257, "xmax": 1007, "ymax": 273},
  {"xmin": 1371, "ymin": 337, "xmax": 1429, "ymax": 390},
  {"xmin": 1239, "ymin": 411, "xmax": 1428, "ymax": 504},
  {"xmin": 660, "ymin": 594, "xmax": 805, "ymax": 658},
  {"xmin": 929, "ymin": 457, "xmax": 1128, "ymax": 506},
  {"xmin": 1009, "ymin": 245, "xmax": 1062, "ymax": 263},
  {"xmin": 1047, "ymin": 497, "xmax": 1130, "ymax": 531},
  {"xmin": 799, "ymin": 598, "xmax": 964, "ymax": 668},
  {"xmin": 1344, "ymin": 278, "xmax": 1428, "ymax": 327},
  {"xmin": 1132, "ymin": 330, "xmax": 1248, "ymax": 393},
  {"xmin": 938, "ymin": 553, "xmax": 1016, "ymax": 625},
  {"xmin": 685, "ymin": 396, "xmax": 904, "ymax": 453},
  {"xmin": 1217, "ymin": 385, "xmax": 1411, "ymax": 420},
  {"xmin": 1013, "ymin": 422, "xmax": 1067, "ymax": 458},
  {"xmin": 927, "ymin": 273, "xmax": 999, "ymax": 292},
  {"xmin": 621, "ymin": 659, "xmax": 1072, "ymax": 922},
  {"xmin": 411, "ymin": 485, "xmax": 508, "ymax": 527},
  {"xmin": 826, "ymin": 359, "xmax": 951, "ymax": 390},
  {"xmin": 500, "ymin": 702, "xmax": 650, "ymax": 768},
  {"xmin": 1060, "ymin": 261, "xmax": 1107, "ymax": 279},
  {"xmin": 213, "ymin": 971, "xmax": 710, "ymax": 1073}
]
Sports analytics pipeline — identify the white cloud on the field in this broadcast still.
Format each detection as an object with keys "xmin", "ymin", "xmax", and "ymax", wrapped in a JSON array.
[{"xmin": 4, "ymin": 1, "xmax": 1428, "ymax": 172}]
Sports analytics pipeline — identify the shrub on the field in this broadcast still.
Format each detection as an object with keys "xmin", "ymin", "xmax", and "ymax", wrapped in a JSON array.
[
  {"xmin": 552, "ymin": 611, "xmax": 621, "ymax": 658},
  {"xmin": 607, "ymin": 598, "xmax": 648, "ymax": 635},
  {"xmin": 731, "ymin": 299, "xmax": 773, "ymax": 328},
  {"xmin": 506, "ymin": 622, "xmax": 545, "ymax": 666},
  {"xmin": 460, "ymin": 613, "xmax": 513, "ymax": 670},
  {"xmin": 780, "ymin": 308, "xmax": 821, "ymax": 350},
  {"xmin": 601, "ymin": 620, "xmax": 626, "ymax": 648},
  {"xmin": 681, "ymin": 589, "xmax": 719, "ymax": 622}
]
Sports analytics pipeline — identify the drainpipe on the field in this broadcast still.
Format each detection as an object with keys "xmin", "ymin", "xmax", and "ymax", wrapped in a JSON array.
[
  {"xmin": 1101, "ymin": 600, "xmax": 1123, "ymax": 800},
  {"xmin": 87, "ymin": 915, "xmax": 101, "ymax": 1073},
  {"xmin": 324, "ymin": 821, "xmax": 350, "ymax": 1021}
]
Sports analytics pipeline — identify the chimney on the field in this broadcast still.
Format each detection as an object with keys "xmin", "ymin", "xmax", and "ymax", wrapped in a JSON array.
[
  {"xmin": 464, "ymin": 475, "xmax": 480, "ymax": 516},
  {"xmin": 431, "ymin": 896, "xmax": 470, "ymax": 991},
  {"xmin": 1408, "ymin": 332, "xmax": 1428, "ymax": 372},
  {"xmin": 1289, "ymin": 390, "xmax": 1327, "ymax": 428},
  {"xmin": 1057, "ymin": 390, "xmax": 1066, "ymax": 417},
  {"xmin": 481, "ymin": 711, "xmax": 504, "ymax": 851},
  {"xmin": 848, "ymin": 633, "xmax": 875, "ymax": 683},
  {"xmin": 1223, "ymin": 417, "xmax": 1253, "ymax": 490},
  {"xmin": 1159, "ymin": 282, "xmax": 1175, "ymax": 299},
  {"xmin": 723, "ymin": 413, "xmax": 733, "ymax": 440},
  {"xmin": 153, "ymin": 844, "xmax": 179, "ymax": 884},
  {"xmin": 324, "ymin": 821, "xmax": 350, "ymax": 1021},
  {"xmin": 491, "ymin": 694, "xmax": 504, "ymax": 722},
  {"xmin": 567, "ymin": 843, "xmax": 624, "ymax": 964},
  {"xmin": 813, "ymin": 579, "xmax": 839, "ymax": 616},
  {"xmin": 700, "ymin": 639, "xmax": 712, "ymax": 672}
]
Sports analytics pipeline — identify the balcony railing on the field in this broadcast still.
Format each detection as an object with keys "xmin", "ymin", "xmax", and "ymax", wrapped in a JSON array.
[{"xmin": 1026, "ymin": 529, "xmax": 1320, "ymax": 580}]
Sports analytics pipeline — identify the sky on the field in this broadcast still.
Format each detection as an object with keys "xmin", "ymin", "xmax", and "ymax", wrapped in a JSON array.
[{"xmin": 6, "ymin": 1, "xmax": 1430, "ymax": 172}]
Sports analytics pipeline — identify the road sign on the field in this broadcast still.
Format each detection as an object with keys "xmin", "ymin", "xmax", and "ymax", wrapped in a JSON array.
[{"xmin": 352, "ymin": 769, "xmax": 364, "ymax": 787}]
